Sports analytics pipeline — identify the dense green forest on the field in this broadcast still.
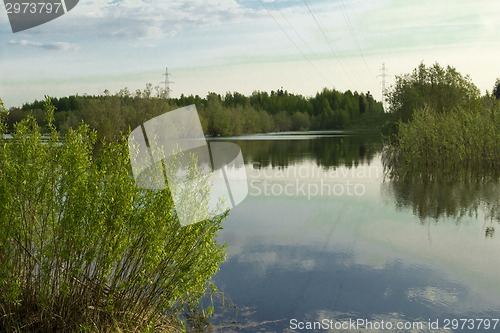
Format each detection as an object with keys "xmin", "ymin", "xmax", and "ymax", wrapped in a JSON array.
[
  {"xmin": 2, "ymin": 62, "xmax": 499, "ymax": 169},
  {"xmin": 4, "ymin": 86, "xmax": 385, "ymax": 141}
]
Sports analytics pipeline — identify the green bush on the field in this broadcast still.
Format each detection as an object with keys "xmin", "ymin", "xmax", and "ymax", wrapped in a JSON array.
[{"xmin": 0, "ymin": 98, "xmax": 226, "ymax": 332}]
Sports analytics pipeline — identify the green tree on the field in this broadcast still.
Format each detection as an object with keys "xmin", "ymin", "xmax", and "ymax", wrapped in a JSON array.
[
  {"xmin": 258, "ymin": 109, "xmax": 274, "ymax": 133},
  {"xmin": 387, "ymin": 62, "xmax": 480, "ymax": 122},
  {"xmin": 6, "ymin": 108, "xmax": 24, "ymax": 132},
  {"xmin": 240, "ymin": 106, "xmax": 259, "ymax": 134},
  {"xmin": 365, "ymin": 91, "xmax": 374, "ymax": 112},
  {"xmin": 273, "ymin": 111, "xmax": 292, "ymax": 132},
  {"xmin": 333, "ymin": 109, "xmax": 350, "ymax": 129},
  {"xmin": 494, "ymin": 78, "xmax": 500, "ymax": 100},
  {"xmin": 358, "ymin": 93, "xmax": 368, "ymax": 114},
  {"xmin": 206, "ymin": 93, "xmax": 231, "ymax": 136},
  {"xmin": 291, "ymin": 112, "xmax": 311, "ymax": 131},
  {"xmin": 318, "ymin": 98, "xmax": 334, "ymax": 129}
]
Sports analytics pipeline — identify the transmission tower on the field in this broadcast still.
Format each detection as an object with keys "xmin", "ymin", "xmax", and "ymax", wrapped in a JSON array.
[
  {"xmin": 377, "ymin": 63, "xmax": 389, "ymax": 111},
  {"xmin": 161, "ymin": 67, "xmax": 174, "ymax": 98}
]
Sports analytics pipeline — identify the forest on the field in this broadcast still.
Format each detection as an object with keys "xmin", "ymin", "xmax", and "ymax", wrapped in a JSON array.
[{"xmin": 4, "ymin": 86, "xmax": 385, "ymax": 141}]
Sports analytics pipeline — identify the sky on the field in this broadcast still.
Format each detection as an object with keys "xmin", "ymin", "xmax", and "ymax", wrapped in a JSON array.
[{"xmin": 1, "ymin": 0, "xmax": 500, "ymax": 108}]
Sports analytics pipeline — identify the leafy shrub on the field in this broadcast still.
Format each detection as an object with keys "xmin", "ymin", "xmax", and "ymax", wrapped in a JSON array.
[{"xmin": 0, "ymin": 98, "xmax": 226, "ymax": 332}]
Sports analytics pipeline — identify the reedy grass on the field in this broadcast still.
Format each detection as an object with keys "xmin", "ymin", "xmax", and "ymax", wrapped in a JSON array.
[{"xmin": 386, "ymin": 105, "xmax": 500, "ymax": 175}]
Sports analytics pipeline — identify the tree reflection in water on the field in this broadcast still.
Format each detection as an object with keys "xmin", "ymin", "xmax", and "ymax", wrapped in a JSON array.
[{"xmin": 383, "ymin": 149, "xmax": 500, "ymax": 238}]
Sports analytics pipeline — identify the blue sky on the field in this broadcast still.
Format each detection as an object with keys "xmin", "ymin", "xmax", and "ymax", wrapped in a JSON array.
[{"xmin": 1, "ymin": 0, "xmax": 500, "ymax": 108}]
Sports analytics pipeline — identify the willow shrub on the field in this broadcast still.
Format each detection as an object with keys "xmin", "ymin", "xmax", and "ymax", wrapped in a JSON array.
[
  {"xmin": 0, "ymin": 98, "xmax": 226, "ymax": 332},
  {"xmin": 388, "ymin": 105, "xmax": 500, "ymax": 173}
]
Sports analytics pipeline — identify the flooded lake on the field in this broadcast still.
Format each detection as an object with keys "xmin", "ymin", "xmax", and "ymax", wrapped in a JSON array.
[{"xmin": 208, "ymin": 132, "xmax": 500, "ymax": 332}]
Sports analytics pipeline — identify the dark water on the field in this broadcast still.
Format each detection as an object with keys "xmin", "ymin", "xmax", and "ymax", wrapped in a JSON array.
[{"xmin": 207, "ymin": 132, "xmax": 500, "ymax": 333}]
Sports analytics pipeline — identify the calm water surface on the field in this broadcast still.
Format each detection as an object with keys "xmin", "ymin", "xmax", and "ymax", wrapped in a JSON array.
[{"xmin": 208, "ymin": 132, "xmax": 500, "ymax": 333}]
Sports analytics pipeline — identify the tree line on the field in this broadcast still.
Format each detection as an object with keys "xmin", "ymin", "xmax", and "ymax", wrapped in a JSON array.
[{"xmin": 4, "ymin": 86, "xmax": 385, "ymax": 141}]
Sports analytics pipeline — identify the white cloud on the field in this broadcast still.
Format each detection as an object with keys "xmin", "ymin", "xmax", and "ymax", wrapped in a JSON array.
[
  {"xmin": 54, "ymin": 0, "xmax": 262, "ymax": 40},
  {"xmin": 8, "ymin": 39, "xmax": 79, "ymax": 51},
  {"xmin": 406, "ymin": 286, "xmax": 458, "ymax": 307}
]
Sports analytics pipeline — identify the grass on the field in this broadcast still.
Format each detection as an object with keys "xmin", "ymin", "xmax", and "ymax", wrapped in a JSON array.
[{"xmin": 385, "ymin": 105, "xmax": 500, "ymax": 174}]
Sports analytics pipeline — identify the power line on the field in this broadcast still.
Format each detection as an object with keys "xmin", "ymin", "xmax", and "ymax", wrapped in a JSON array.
[
  {"xmin": 258, "ymin": 0, "xmax": 332, "ymax": 86},
  {"xmin": 302, "ymin": 0, "xmax": 359, "ymax": 89},
  {"xmin": 339, "ymin": 0, "xmax": 373, "ymax": 76},
  {"xmin": 271, "ymin": 2, "xmax": 338, "ymax": 83}
]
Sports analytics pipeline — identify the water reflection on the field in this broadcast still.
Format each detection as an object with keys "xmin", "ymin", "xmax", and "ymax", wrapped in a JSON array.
[
  {"xmin": 214, "ymin": 244, "xmax": 499, "ymax": 332},
  {"xmin": 214, "ymin": 132, "xmax": 382, "ymax": 169},
  {"xmin": 382, "ymin": 152, "xmax": 500, "ymax": 238},
  {"xmin": 209, "ymin": 134, "xmax": 500, "ymax": 332}
]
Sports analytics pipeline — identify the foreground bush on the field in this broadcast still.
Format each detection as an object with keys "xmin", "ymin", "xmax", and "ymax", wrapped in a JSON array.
[{"xmin": 0, "ymin": 98, "xmax": 226, "ymax": 332}]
